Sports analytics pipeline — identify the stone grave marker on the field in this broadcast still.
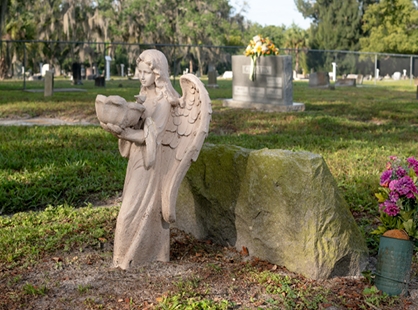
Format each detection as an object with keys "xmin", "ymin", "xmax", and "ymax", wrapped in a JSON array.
[
  {"xmin": 207, "ymin": 67, "xmax": 218, "ymax": 88},
  {"xmin": 72, "ymin": 63, "xmax": 82, "ymax": 85},
  {"xmin": 223, "ymin": 55, "xmax": 304, "ymax": 112},
  {"xmin": 41, "ymin": 64, "xmax": 50, "ymax": 77},
  {"xmin": 95, "ymin": 76, "xmax": 105, "ymax": 87},
  {"xmin": 392, "ymin": 72, "xmax": 401, "ymax": 80},
  {"xmin": 347, "ymin": 74, "xmax": 364, "ymax": 85},
  {"xmin": 231, "ymin": 55, "xmax": 293, "ymax": 105},
  {"xmin": 105, "ymin": 56, "xmax": 112, "ymax": 81},
  {"xmin": 222, "ymin": 71, "xmax": 233, "ymax": 79},
  {"xmin": 357, "ymin": 74, "xmax": 364, "ymax": 85},
  {"xmin": 120, "ymin": 64, "xmax": 125, "ymax": 77},
  {"xmin": 81, "ymin": 65, "xmax": 86, "ymax": 80},
  {"xmin": 335, "ymin": 78, "xmax": 356, "ymax": 87},
  {"xmin": 44, "ymin": 70, "xmax": 54, "ymax": 97},
  {"xmin": 308, "ymin": 72, "xmax": 330, "ymax": 88}
]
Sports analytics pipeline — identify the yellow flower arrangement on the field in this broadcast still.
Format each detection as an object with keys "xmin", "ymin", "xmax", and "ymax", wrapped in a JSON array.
[
  {"xmin": 245, "ymin": 35, "xmax": 279, "ymax": 57},
  {"xmin": 245, "ymin": 35, "xmax": 280, "ymax": 81}
]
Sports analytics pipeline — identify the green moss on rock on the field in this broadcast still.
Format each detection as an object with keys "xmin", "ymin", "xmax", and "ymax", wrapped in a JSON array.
[{"xmin": 175, "ymin": 144, "xmax": 368, "ymax": 280}]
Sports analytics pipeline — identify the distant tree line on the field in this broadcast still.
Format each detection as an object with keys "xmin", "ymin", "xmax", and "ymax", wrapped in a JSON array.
[
  {"xmin": 0, "ymin": 0, "xmax": 417, "ymax": 77},
  {"xmin": 0, "ymin": 0, "xmax": 309, "ymax": 76}
]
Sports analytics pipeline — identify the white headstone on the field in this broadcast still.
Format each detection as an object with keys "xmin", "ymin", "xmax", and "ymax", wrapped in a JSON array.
[
  {"xmin": 105, "ymin": 56, "xmax": 112, "ymax": 81},
  {"xmin": 121, "ymin": 64, "xmax": 125, "ymax": 77},
  {"xmin": 331, "ymin": 62, "xmax": 337, "ymax": 82},
  {"xmin": 392, "ymin": 72, "xmax": 401, "ymax": 80},
  {"xmin": 222, "ymin": 71, "xmax": 233, "ymax": 79},
  {"xmin": 41, "ymin": 64, "xmax": 50, "ymax": 77}
]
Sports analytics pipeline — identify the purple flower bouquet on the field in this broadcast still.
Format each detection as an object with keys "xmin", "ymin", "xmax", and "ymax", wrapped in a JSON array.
[{"xmin": 373, "ymin": 156, "xmax": 418, "ymax": 239}]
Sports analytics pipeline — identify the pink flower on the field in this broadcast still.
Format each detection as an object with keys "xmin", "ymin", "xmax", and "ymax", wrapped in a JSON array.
[
  {"xmin": 382, "ymin": 201, "xmax": 400, "ymax": 216},
  {"xmin": 389, "ymin": 179, "xmax": 398, "ymax": 191},
  {"xmin": 380, "ymin": 170, "xmax": 392, "ymax": 187},
  {"xmin": 394, "ymin": 176, "xmax": 417, "ymax": 197},
  {"xmin": 407, "ymin": 157, "xmax": 418, "ymax": 175},
  {"xmin": 396, "ymin": 166, "xmax": 407, "ymax": 178},
  {"xmin": 389, "ymin": 191, "xmax": 399, "ymax": 203}
]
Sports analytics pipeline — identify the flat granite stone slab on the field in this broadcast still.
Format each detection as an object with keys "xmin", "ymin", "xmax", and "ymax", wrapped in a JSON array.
[
  {"xmin": 25, "ymin": 88, "xmax": 87, "ymax": 93},
  {"xmin": 223, "ymin": 99, "xmax": 305, "ymax": 112}
]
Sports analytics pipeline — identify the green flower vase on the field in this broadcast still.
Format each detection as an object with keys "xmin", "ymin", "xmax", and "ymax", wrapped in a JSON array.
[{"xmin": 375, "ymin": 235, "xmax": 414, "ymax": 296}]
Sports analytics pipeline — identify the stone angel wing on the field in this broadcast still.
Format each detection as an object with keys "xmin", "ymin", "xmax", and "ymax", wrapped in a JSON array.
[{"xmin": 160, "ymin": 74, "xmax": 212, "ymax": 223}]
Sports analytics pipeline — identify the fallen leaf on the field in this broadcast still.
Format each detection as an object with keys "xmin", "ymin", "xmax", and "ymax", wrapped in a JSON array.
[{"xmin": 240, "ymin": 246, "xmax": 249, "ymax": 256}]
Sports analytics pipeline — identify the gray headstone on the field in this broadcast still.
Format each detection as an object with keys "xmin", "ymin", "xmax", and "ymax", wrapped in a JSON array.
[
  {"xmin": 72, "ymin": 63, "xmax": 82, "ymax": 85},
  {"xmin": 356, "ymin": 74, "xmax": 364, "ymax": 85},
  {"xmin": 346, "ymin": 74, "xmax": 357, "ymax": 80},
  {"xmin": 308, "ymin": 72, "xmax": 330, "ymax": 88},
  {"xmin": 207, "ymin": 70, "xmax": 218, "ymax": 88},
  {"xmin": 231, "ymin": 55, "xmax": 293, "ymax": 106},
  {"xmin": 44, "ymin": 70, "xmax": 54, "ymax": 97},
  {"xmin": 95, "ymin": 76, "xmax": 105, "ymax": 87},
  {"xmin": 335, "ymin": 78, "xmax": 356, "ymax": 87}
]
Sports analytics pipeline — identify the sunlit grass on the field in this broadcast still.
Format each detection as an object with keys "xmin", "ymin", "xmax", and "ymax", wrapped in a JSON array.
[{"xmin": 1, "ymin": 78, "xmax": 418, "ymax": 255}]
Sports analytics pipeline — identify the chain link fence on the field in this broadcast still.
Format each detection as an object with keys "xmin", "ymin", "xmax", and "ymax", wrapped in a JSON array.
[{"xmin": 1, "ymin": 40, "xmax": 417, "ymax": 88}]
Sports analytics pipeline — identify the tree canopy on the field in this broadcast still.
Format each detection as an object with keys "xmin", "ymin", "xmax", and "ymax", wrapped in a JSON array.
[
  {"xmin": 294, "ymin": 0, "xmax": 376, "ymax": 51},
  {"xmin": 360, "ymin": 0, "xmax": 418, "ymax": 54}
]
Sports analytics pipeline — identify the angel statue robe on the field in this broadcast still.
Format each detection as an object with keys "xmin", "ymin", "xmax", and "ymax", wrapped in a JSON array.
[{"xmin": 112, "ymin": 74, "xmax": 211, "ymax": 269}]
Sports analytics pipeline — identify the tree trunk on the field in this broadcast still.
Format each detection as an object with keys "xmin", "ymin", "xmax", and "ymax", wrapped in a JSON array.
[
  {"xmin": 0, "ymin": 0, "xmax": 7, "ymax": 39},
  {"xmin": 295, "ymin": 49, "xmax": 300, "ymax": 73},
  {"xmin": 195, "ymin": 46, "xmax": 203, "ymax": 76}
]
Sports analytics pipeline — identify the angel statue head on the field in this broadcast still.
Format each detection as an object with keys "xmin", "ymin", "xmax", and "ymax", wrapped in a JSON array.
[{"xmin": 136, "ymin": 49, "xmax": 179, "ymax": 106}]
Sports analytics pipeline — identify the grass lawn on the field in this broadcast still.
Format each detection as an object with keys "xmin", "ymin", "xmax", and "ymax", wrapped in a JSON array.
[{"xmin": 1, "ymin": 77, "xmax": 418, "ymax": 309}]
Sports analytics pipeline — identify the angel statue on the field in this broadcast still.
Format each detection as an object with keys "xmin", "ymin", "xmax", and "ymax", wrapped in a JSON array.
[{"xmin": 95, "ymin": 49, "xmax": 212, "ymax": 269}]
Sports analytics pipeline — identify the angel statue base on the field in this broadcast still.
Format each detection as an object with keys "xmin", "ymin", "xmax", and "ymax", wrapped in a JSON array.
[{"xmin": 95, "ymin": 49, "xmax": 212, "ymax": 269}]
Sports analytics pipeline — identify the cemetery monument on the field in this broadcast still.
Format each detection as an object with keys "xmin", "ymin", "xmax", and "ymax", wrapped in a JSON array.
[
  {"xmin": 223, "ymin": 35, "xmax": 304, "ymax": 112},
  {"xmin": 95, "ymin": 49, "xmax": 212, "ymax": 269}
]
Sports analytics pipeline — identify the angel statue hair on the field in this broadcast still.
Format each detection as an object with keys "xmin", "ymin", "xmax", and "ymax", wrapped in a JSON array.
[{"xmin": 95, "ymin": 49, "xmax": 212, "ymax": 269}]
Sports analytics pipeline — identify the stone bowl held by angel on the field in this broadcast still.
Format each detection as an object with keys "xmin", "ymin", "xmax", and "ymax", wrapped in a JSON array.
[{"xmin": 95, "ymin": 94, "xmax": 146, "ymax": 134}]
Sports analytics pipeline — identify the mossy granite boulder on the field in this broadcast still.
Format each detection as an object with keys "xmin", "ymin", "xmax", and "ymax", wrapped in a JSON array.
[{"xmin": 174, "ymin": 144, "xmax": 368, "ymax": 280}]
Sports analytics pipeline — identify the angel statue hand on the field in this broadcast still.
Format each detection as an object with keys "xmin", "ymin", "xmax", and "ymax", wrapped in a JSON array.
[
  {"xmin": 117, "ymin": 127, "xmax": 145, "ymax": 144},
  {"xmin": 100, "ymin": 122, "xmax": 122, "ymax": 138}
]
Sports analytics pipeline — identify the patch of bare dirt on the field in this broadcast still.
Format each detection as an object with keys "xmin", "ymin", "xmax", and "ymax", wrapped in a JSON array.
[{"xmin": 1, "ymin": 229, "xmax": 417, "ymax": 309}]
